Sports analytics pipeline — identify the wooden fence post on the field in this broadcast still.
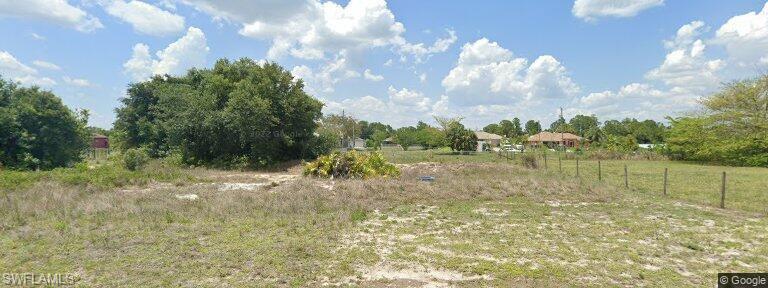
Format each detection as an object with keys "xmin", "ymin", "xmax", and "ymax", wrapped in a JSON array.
[
  {"xmin": 576, "ymin": 159, "xmax": 580, "ymax": 177},
  {"xmin": 624, "ymin": 164, "xmax": 628, "ymax": 188},
  {"xmin": 598, "ymin": 160, "xmax": 602, "ymax": 181},
  {"xmin": 558, "ymin": 157, "xmax": 562, "ymax": 173},
  {"xmin": 544, "ymin": 154, "xmax": 548, "ymax": 170},
  {"xmin": 720, "ymin": 172, "xmax": 726, "ymax": 209},
  {"xmin": 663, "ymin": 168, "xmax": 668, "ymax": 196}
]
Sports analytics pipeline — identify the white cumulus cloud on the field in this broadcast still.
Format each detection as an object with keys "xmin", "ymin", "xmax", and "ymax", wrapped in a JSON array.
[
  {"xmin": 647, "ymin": 21, "xmax": 724, "ymax": 94},
  {"xmin": 575, "ymin": 20, "xmax": 724, "ymax": 121},
  {"xmin": 32, "ymin": 60, "xmax": 61, "ymax": 70},
  {"xmin": 0, "ymin": 51, "xmax": 56, "ymax": 87},
  {"xmin": 62, "ymin": 76, "xmax": 92, "ymax": 87},
  {"xmin": 714, "ymin": 2, "xmax": 768, "ymax": 67},
  {"xmin": 572, "ymin": 0, "xmax": 664, "ymax": 21},
  {"xmin": 290, "ymin": 52, "xmax": 360, "ymax": 94},
  {"xmin": 442, "ymin": 38, "xmax": 579, "ymax": 106},
  {"xmin": 363, "ymin": 69, "xmax": 383, "ymax": 81},
  {"xmin": 123, "ymin": 27, "xmax": 210, "ymax": 81},
  {"xmin": 0, "ymin": 0, "xmax": 103, "ymax": 32},
  {"xmin": 104, "ymin": 0, "xmax": 185, "ymax": 36},
  {"xmin": 387, "ymin": 86, "xmax": 431, "ymax": 111},
  {"xmin": 180, "ymin": 0, "xmax": 456, "ymax": 94}
]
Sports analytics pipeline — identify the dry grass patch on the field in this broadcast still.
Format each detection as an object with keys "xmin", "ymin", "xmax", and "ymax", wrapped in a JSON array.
[{"xmin": 1, "ymin": 162, "xmax": 765, "ymax": 287}]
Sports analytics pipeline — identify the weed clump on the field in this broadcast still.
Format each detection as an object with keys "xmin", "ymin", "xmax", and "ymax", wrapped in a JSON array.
[
  {"xmin": 303, "ymin": 151, "xmax": 400, "ymax": 179},
  {"xmin": 519, "ymin": 153, "xmax": 539, "ymax": 169}
]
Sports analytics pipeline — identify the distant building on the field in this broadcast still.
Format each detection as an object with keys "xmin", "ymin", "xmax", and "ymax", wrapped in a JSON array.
[
  {"xmin": 352, "ymin": 137, "xmax": 366, "ymax": 149},
  {"xmin": 91, "ymin": 134, "xmax": 109, "ymax": 149},
  {"xmin": 527, "ymin": 131, "xmax": 584, "ymax": 148},
  {"xmin": 382, "ymin": 137, "xmax": 396, "ymax": 145},
  {"xmin": 475, "ymin": 131, "xmax": 503, "ymax": 147}
]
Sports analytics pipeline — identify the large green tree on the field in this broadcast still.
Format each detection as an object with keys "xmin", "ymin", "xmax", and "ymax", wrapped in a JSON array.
[
  {"xmin": 511, "ymin": 117, "xmax": 523, "ymax": 136},
  {"xmin": 482, "ymin": 123, "xmax": 501, "ymax": 135},
  {"xmin": 602, "ymin": 118, "xmax": 665, "ymax": 144},
  {"xmin": 569, "ymin": 114, "xmax": 599, "ymax": 137},
  {"xmin": 525, "ymin": 120, "xmax": 541, "ymax": 135},
  {"xmin": 359, "ymin": 121, "xmax": 392, "ymax": 139},
  {"xmin": 394, "ymin": 126, "xmax": 419, "ymax": 151},
  {"xmin": 667, "ymin": 76, "xmax": 768, "ymax": 166},
  {"xmin": 114, "ymin": 59, "xmax": 324, "ymax": 167},
  {"xmin": 0, "ymin": 77, "xmax": 89, "ymax": 170}
]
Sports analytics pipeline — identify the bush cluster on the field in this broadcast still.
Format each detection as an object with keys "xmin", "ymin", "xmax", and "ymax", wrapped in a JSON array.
[
  {"xmin": 122, "ymin": 148, "xmax": 149, "ymax": 171},
  {"xmin": 303, "ymin": 151, "xmax": 400, "ymax": 179},
  {"xmin": 519, "ymin": 153, "xmax": 538, "ymax": 169}
]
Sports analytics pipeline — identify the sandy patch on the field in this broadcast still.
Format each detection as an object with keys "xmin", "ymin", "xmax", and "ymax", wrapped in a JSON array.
[
  {"xmin": 218, "ymin": 182, "xmax": 271, "ymax": 191},
  {"xmin": 360, "ymin": 263, "xmax": 492, "ymax": 286},
  {"xmin": 175, "ymin": 194, "xmax": 199, "ymax": 200}
]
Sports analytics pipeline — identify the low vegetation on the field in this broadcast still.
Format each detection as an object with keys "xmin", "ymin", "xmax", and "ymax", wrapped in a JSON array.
[
  {"xmin": 2, "ymin": 161, "xmax": 765, "ymax": 286},
  {"xmin": 0, "ymin": 158, "xmax": 197, "ymax": 192},
  {"xmin": 303, "ymin": 151, "xmax": 400, "ymax": 178},
  {"xmin": 121, "ymin": 148, "xmax": 149, "ymax": 171}
]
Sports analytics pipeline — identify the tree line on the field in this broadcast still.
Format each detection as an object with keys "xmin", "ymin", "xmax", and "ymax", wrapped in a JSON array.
[{"xmin": 1, "ymin": 66, "xmax": 766, "ymax": 170}]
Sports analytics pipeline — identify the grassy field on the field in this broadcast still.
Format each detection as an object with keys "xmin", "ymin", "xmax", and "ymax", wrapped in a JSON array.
[
  {"xmin": 1, "ymin": 155, "xmax": 767, "ymax": 286},
  {"xmin": 555, "ymin": 159, "xmax": 768, "ymax": 214},
  {"xmin": 383, "ymin": 148, "xmax": 768, "ymax": 214}
]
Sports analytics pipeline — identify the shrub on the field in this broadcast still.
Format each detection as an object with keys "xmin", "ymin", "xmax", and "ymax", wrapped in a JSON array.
[
  {"xmin": 304, "ymin": 129, "xmax": 339, "ymax": 158},
  {"xmin": 446, "ymin": 122, "xmax": 477, "ymax": 153},
  {"xmin": 519, "ymin": 153, "xmax": 538, "ymax": 169},
  {"xmin": 303, "ymin": 151, "xmax": 400, "ymax": 179},
  {"xmin": 123, "ymin": 148, "xmax": 149, "ymax": 171}
]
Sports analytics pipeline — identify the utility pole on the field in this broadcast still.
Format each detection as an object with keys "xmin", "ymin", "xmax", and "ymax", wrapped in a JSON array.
[
  {"xmin": 342, "ymin": 109, "xmax": 347, "ymax": 149},
  {"xmin": 559, "ymin": 107, "xmax": 564, "ymax": 151}
]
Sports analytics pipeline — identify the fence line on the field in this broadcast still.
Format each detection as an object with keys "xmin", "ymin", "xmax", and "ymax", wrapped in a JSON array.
[
  {"xmin": 387, "ymin": 149, "xmax": 739, "ymax": 211},
  {"xmin": 532, "ymin": 154, "xmax": 734, "ymax": 210}
]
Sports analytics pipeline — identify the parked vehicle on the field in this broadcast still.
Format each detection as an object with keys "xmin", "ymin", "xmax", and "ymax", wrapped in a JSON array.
[{"xmin": 501, "ymin": 144, "xmax": 522, "ymax": 153}]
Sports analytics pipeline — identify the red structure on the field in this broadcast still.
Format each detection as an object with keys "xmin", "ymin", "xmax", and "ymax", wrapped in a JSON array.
[{"xmin": 91, "ymin": 135, "xmax": 109, "ymax": 149}]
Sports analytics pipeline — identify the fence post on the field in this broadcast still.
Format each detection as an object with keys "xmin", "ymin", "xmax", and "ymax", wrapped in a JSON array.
[
  {"xmin": 720, "ymin": 171, "xmax": 726, "ymax": 209},
  {"xmin": 544, "ymin": 154, "xmax": 548, "ymax": 170},
  {"xmin": 598, "ymin": 160, "xmax": 602, "ymax": 181},
  {"xmin": 663, "ymin": 168, "xmax": 668, "ymax": 196},
  {"xmin": 576, "ymin": 159, "xmax": 580, "ymax": 177},
  {"xmin": 558, "ymin": 157, "xmax": 562, "ymax": 173},
  {"xmin": 624, "ymin": 164, "xmax": 628, "ymax": 188}
]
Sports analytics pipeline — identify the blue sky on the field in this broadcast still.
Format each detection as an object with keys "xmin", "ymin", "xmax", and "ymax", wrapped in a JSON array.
[{"xmin": 2, "ymin": 0, "xmax": 768, "ymax": 129}]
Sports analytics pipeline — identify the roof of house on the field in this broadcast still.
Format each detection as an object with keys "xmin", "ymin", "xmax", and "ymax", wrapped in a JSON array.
[
  {"xmin": 475, "ymin": 131, "xmax": 503, "ymax": 140},
  {"xmin": 527, "ymin": 131, "xmax": 582, "ymax": 142},
  {"xmin": 92, "ymin": 134, "xmax": 108, "ymax": 139}
]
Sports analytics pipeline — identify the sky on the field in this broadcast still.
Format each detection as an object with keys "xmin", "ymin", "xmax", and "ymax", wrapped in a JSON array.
[{"xmin": 2, "ymin": 0, "xmax": 768, "ymax": 129}]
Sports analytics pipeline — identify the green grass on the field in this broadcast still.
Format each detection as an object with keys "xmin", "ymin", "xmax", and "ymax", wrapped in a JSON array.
[
  {"xmin": 385, "ymin": 148, "xmax": 768, "ymax": 215},
  {"xmin": 382, "ymin": 146, "xmax": 507, "ymax": 164},
  {"xmin": 0, "ymin": 159, "xmax": 199, "ymax": 191},
  {"xmin": 550, "ymin": 158, "xmax": 768, "ymax": 214}
]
